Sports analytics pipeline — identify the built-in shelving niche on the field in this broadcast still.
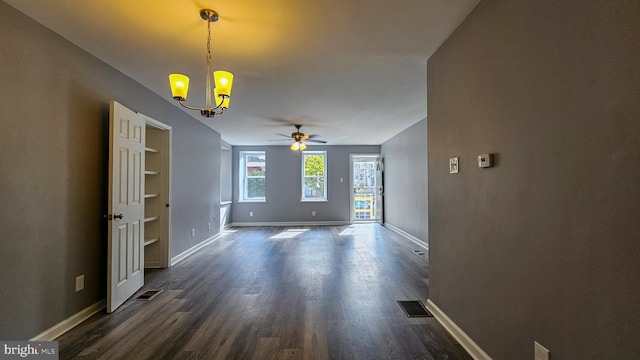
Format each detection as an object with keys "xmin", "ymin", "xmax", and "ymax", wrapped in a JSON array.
[{"xmin": 144, "ymin": 122, "xmax": 171, "ymax": 269}]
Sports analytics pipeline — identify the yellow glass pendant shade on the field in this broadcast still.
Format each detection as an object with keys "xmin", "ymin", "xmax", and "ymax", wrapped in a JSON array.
[
  {"xmin": 214, "ymin": 71, "xmax": 234, "ymax": 97},
  {"xmin": 169, "ymin": 74, "xmax": 189, "ymax": 100},
  {"xmin": 291, "ymin": 142, "xmax": 306, "ymax": 151}
]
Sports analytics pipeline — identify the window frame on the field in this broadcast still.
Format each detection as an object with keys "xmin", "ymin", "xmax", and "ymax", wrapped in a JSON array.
[
  {"xmin": 238, "ymin": 151, "xmax": 266, "ymax": 202},
  {"xmin": 301, "ymin": 151, "xmax": 327, "ymax": 202}
]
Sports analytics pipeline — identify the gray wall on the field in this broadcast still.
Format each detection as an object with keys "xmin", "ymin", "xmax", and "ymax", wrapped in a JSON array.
[
  {"xmin": 220, "ymin": 141, "xmax": 232, "ymax": 228},
  {"xmin": 427, "ymin": 0, "xmax": 640, "ymax": 359},
  {"xmin": 232, "ymin": 145, "xmax": 380, "ymax": 223},
  {"xmin": 220, "ymin": 141, "xmax": 233, "ymax": 202},
  {"xmin": 0, "ymin": 2, "xmax": 222, "ymax": 339},
  {"xmin": 381, "ymin": 118, "xmax": 428, "ymax": 243},
  {"xmin": 170, "ymin": 120, "xmax": 221, "ymax": 256}
]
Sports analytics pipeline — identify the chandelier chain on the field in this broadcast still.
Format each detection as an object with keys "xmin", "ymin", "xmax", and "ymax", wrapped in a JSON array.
[{"xmin": 206, "ymin": 16, "xmax": 212, "ymax": 65}]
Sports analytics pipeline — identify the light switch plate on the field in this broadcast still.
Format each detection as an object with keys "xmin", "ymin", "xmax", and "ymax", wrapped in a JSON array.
[
  {"xmin": 449, "ymin": 157, "xmax": 459, "ymax": 174},
  {"xmin": 75, "ymin": 275, "xmax": 85, "ymax": 292},
  {"xmin": 534, "ymin": 341, "xmax": 549, "ymax": 360},
  {"xmin": 478, "ymin": 153, "xmax": 493, "ymax": 168}
]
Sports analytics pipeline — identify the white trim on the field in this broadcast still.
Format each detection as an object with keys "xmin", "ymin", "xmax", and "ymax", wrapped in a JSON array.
[
  {"xmin": 30, "ymin": 300, "xmax": 105, "ymax": 341},
  {"xmin": 384, "ymin": 222, "xmax": 428, "ymax": 251},
  {"xmin": 239, "ymin": 150, "xmax": 266, "ymax": 202},
  {"xmin": 349, "ymin": 154, "xmax": 355, "ymax": 223},
  {"xmin": 140, "ymin": 112, "xmax": 173, "ymax": 268},
  {"xmin": 301, "ymin": 151, "xmax": 328, "ymax": 202},
  {"xmin": 230, "ymin": 221, "xmax": 350, "ymax": 227},
  {"xmin": 138, "ymin": 113, "xmax": 172, "ymax": 131},
  {"xmin": 171, "ymin": 233, "xmax": 222, "ymax": 266},
  {"xmin": 425, "ymin": 299, "xmax": 492, "ymax": 360}
]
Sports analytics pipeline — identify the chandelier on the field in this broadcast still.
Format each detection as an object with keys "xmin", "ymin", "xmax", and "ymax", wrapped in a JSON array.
[{"xmin": 169, "ymin": 9, "xmax": 234, "ymax": 117}]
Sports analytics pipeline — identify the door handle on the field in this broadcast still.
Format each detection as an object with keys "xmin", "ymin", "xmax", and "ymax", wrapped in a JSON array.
[{"xmin": 114, "ymin": 213, "xmax": 124, "ymax": 220}]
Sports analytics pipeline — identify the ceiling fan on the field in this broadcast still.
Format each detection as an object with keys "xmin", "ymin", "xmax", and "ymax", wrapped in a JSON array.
[{"xmin": 273, "ymin": 125, "xmax": 327, "ymax": 151}]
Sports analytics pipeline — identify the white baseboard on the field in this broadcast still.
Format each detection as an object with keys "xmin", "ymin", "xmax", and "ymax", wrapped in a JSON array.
[
  {"xmin": 229, "ymin": 221, "xmax": 351, "ymax": 227},
  {"xmin": 30, "ymin": 300, "xmax": 105, "ymax": 341},
  {"xmin": 384, "ymin": 222, "xmax": 428, "ymax": 251},
  {"xmin": 171, "ymin": 233, "xmax": 222, "ymax": 266},
  {"xmin": 425, "ymin": 299, "xmax": 492, "ymax": 360}
]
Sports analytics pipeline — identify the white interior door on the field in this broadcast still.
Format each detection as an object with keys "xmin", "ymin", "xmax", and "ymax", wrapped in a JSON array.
[{"xmin": 107, "ymin": 100, "xmax": 145, "ymax": 313}]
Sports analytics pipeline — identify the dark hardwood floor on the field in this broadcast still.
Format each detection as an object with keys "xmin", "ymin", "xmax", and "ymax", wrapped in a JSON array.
[{"xmin": 57, "ymin": 224, "xmax": 471, "ymax": 360}]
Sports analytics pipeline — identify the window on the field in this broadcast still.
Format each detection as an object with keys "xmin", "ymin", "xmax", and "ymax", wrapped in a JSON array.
[
  {"xmin": 239, "ymin": 151, "xmax": 266, "ymax": 202},
  {"xmin": 301, "ymin": 151, "xmax": 327, "ymax": 201}
]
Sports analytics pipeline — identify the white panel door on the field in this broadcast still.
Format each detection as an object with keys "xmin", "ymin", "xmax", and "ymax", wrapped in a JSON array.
[{"xmin": 107, "ymin": 100, "xmax": 145, "ymax": 313}]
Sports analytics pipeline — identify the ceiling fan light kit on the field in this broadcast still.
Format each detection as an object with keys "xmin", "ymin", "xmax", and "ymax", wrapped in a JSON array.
[
  {"xmin": 169, "ymin": 9, "xmax": 233, "ymax": 118},
  {"xmin": 291, "ymin": 141, "xmax": 307, "ymax": 151},
  {"xmin": 277, "ymin": 124, "xmax": 326, "ymax": 151}
]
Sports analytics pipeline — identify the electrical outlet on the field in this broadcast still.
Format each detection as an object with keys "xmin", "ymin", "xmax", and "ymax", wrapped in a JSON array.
[
  {"xmin": 191, "ymin": 228, "xmax": 195, "ymax": 237},
  {"xmin": 249, "ymin": 211, "xmax": 253, "ymax": 217},
  {"xmin": 312, "ymin": 211, "xmax": 316, "ymax": 216},
  {"xmin": 75, "ymin": 275, "xmax": 84, "ymax": 292},
  {"xmin": 534, "ymin": 341, "xmax": 549, "ymax": 360}
]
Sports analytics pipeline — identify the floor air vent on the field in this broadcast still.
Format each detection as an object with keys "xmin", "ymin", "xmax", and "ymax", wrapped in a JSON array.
[
  {"xmin": 397, "ymin": 300, "xmax": 433, "ymax": 318},
  {"xmin": 134, "ymin": 289, "xmax": 163, "ymax": 301}
]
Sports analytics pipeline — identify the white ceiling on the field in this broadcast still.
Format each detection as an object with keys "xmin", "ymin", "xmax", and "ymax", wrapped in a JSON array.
[{"xmin": 4, "ymin": 0, "xmax": 479, "ymax": 145}]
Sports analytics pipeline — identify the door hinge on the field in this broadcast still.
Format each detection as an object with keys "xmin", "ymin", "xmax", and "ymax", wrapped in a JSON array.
[{"xmin": 105, "ymin": 214, "xmax": 113, "ymax": 221}]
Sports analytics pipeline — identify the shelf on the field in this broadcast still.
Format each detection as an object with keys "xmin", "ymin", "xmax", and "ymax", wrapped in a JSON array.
[
  {"xmin": 145, "ymin": 170, "xmax": 159, "ymax": 175},
  {"xmin": 145, "ymin": 146, "xmax": 159, "ymax": 153},
  {"xmin": 144, "ymin": 193, "xmax": 160, "ymax": 199},
  {"xmin": 144, "ymin": 216, "xmax": 159, "ymax": 223},
  {"xmin": 144, "ymin": 238, "xmax": 159, "ymax": 246}
]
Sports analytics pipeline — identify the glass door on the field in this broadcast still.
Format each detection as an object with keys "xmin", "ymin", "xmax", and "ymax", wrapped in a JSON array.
[{"xmin": 350, "ymin": 155, "xmax": 383, "ymax": 223}]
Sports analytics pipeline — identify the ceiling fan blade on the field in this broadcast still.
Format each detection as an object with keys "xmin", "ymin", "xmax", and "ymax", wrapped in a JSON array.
[
  {"xmin": 264, "ymin": 117, "xmax": 297, "ymax": 126},
  {"xmin": 306, "ymin": 134, "xmax": 322, "ymax": 139},
  {"xmin": 307, "ymin": 139, "xmax": 327, "ymax": 144},
  {"xmin": 275, "ymin": 133, "xmax": 292, "ymax": 138},
  {"xmin": 269, "ymin": 139, "xmax": 292, "ymax": 142}
]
